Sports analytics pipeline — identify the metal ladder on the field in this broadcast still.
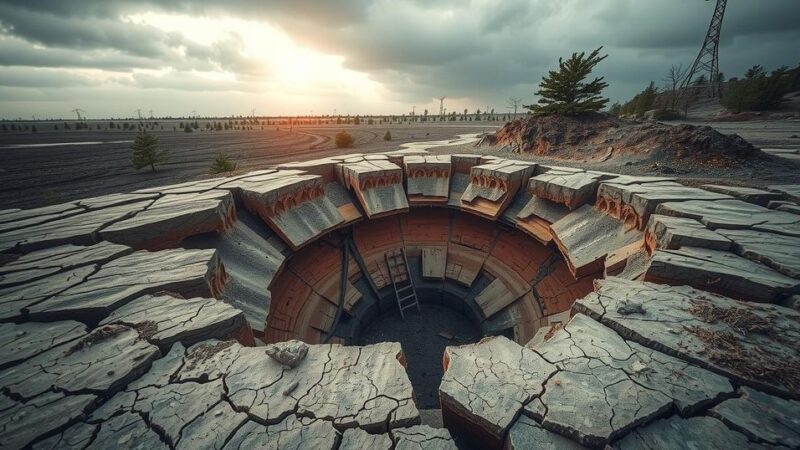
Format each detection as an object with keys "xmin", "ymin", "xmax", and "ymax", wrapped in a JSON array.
[{"xmin": 384, "ymin": 248, "xmax": 421, "ymax": 319}]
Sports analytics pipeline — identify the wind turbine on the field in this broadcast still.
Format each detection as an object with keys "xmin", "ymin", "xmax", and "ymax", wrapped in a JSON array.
[{"xmin": 72, "ymin": 108, "xmax": 84, "ymax": 121}]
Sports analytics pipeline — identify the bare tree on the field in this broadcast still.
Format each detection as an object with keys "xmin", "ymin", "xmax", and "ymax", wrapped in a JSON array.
[
  {"xmin": 507, "ymin": 97, "xmax": 522, "ymax": 118},
  {"xmin": 663, "ymin": 64, "xmax": 689, "ymax": 111}
]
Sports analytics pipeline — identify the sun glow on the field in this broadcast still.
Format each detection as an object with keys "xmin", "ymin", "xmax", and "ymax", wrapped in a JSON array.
[{"xmin": 125, "ymin": 13, "xmax": 385, "ymax": 113}]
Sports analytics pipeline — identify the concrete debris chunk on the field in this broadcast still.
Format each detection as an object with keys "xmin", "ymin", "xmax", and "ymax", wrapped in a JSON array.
[{"xmin": 264, "ymin": 339, "xmax": 309, "ymax": 368}]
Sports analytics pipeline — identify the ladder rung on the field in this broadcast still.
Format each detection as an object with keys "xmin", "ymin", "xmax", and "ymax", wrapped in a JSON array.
[
  {"xmin": 399, "ymin": 294, "xmax": 416, "ymax": 302},
  {"xmin": 397, "ymin": 285, "xmax": 413, "ymax": 292}
]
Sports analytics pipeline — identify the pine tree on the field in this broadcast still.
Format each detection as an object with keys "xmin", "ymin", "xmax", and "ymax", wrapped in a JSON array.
[
  {"xmin": 131, "ymin": 130, "xmax": 168, "ymax": 172},
  {"xmin": 383, "ymin": 130, "xmax": 392, "ymax": 141},
  {"xmin": 526, "ymin": 47, "xmax": 609, "ymax": 115}
]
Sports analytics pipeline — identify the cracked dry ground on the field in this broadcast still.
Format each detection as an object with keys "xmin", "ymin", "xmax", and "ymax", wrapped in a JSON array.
[{"xmin": 1, "ymin": 146, "xmax": 799, "ymax": 449}]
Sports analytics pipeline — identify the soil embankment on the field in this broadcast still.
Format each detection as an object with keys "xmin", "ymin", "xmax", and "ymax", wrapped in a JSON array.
[{"xmin": 489, "ymin": 112, "xmax": 763, "ymax": 168}]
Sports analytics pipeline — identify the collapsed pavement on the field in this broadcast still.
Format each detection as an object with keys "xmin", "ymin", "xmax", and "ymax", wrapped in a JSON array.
[{"xmin": 0, "ymin": 147, "xmax": 798, "ymax": 448}]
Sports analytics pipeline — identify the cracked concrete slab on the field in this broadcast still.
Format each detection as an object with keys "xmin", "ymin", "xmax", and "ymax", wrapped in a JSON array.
[
  {"xmin": 645, "ymin": 246, "xmax": 800, "ymax": 302},
  {"xmin": 0, "ymin": 391, "xmax": 96, "ymax": 449},
  {"xmin": 530, "ymin": 313, "xmax": 732, "ymax": 447},
  {"xmin": 709, "ymin": 387, "xmax": 800, "ymax": 447},
  {"xmin": 0, "ymin": 320, "xmax": 86, "ymax": 370},
  {"xmin": 27, "ymin": 248, "xmax": 225, "ymax": 322},
  {"xmin": 644, "ymin": 214, "xmax": 731, "ymax": 253},
  {"xmin": 612, "ymin": 415, "xmax": 762, "ymax": 449},
  {"xmin": 0, "ymin": 324, "xmax": 160, "ymax": 400},
  {"xmin": 574, "ymin": 277, "xmax": 800, "ymax": 398},
  {"xmin": 551, "ymin": 205, "xmax": 643, "ymax": 277},
  {"xmin": 100, "ymin": 190, "xmax": 235, "ymax": 250},
  {"xmin": 702, "ymin": 184, "xmax": 784, "ymax": 206},
  {"xmin": 506, "ymin": 414, "xmax": 587, "ymax": 449},
  {"xmin": 392, "ymin": 425, "xmax": 457, "ymax": 450},
  {"xmin": 0, "ymin": 199, "xmax": 154, "ymax": 252},
  {"xmin": 439, "ymin": 335, "xmax": 557, "ymax": 448},
  {"xmin": 655, "ymin": 199, "xmax": 800, "ymax": 237},
  {"xmin": 0, "ymin": 241, "xmax": 132, "ymax": 287},
  {"xmin": 100, "ymin": 293, "xmax": 253, "ymax": 350},
  {"xmin": 716, "ymin": 228, "xmax": 800, "ymax": 278},
  {"xmin": 528, "ymin": 171, "xmax": 611, "ymax": 210}
]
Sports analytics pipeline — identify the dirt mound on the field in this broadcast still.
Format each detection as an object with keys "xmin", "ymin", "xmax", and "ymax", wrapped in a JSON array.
[{"xmin": 491, "ymin": 112, "xmax": 764, "ymax": 166}]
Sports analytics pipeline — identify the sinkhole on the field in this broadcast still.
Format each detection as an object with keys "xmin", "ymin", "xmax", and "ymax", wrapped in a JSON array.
[{"xmin": 265, "ymin": 208, "xmax": 602, "ymax": 408}]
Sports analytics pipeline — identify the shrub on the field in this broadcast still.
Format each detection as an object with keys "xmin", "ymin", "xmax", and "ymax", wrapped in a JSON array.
[
  {"xmin": 383, "ymin": 130, "xmax": 392, "ymax": 141},
  {"xmin": 131, "ymin": 130, "xmax": 168, "ymax": 172},
  {"xmin": 335, "ymin": 131, "xmax": 354, "ymax": 148},
  {"xmin": 526, "ymin": 47, "xmax": 609, "ymax": 115},
  {"xmin": 721, "ymin": 65, "xmax": 794, "ymax": 113},
  {"xmin": 651, "ymin": 109, "xmax": 683, "ymax": 121},
  {"xmin": 184, "ymin": 124, "xmax": 193, "ymax": 133},
  {"xmin": 210, "ymin": 152, "xmax": 237, "ymax": 174}
]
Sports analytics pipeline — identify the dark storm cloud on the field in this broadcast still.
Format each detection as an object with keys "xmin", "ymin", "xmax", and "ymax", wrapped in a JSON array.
[{"xmin": 0, "ymin": 0, "xmax": 799, "ymax": 110}]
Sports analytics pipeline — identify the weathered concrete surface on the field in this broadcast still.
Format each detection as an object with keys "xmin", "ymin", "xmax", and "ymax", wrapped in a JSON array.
[
  {"xmin": 612, "ymin": 416, "xmax": 760, "ymax": 450},
  {"xmin": 0, "ymin": 199, "xmax": 154, "ymax": 252},
  {"xmin": 716, "ymin": 228, "xmax": 800, "ymax": 278},
  {"xmin": 0, "ymin": 391, "xmax": 97, "ymax": 449},
  {"xmin": 702, "ymin": 184, "xmax": 784, "ymax": 206},
  {"xmin": 515, "ymin": 195, "xmax": 570, "ymax": 243},
  {"xmin": 25, "ymin": 248, "xmax": 225, "ymax": 322},
  {"xmin": 550, "ymin": 205, "xmax": 643, "ymax": 277},
  {"xmin": 0, "ymin": 324, "xmax": 159, "ymax": 400},
  {"xmin": 574, "ymin": 277, "xmax": 800, "ymax": 398},
  {"xmin": 405, "ymin": 155, "xmax": 452, "ymax": 204},
  {"xmin": 528, "ymin": 171, "xmax": 610, "ymax": 210},
  {"xmin": 506, "ymin": 414, "xmax": 587, "ymax": 450},
  {"xmin": 0, "ymin": 320, "xmax": 86, "ymax": 370},
  {"xmin": 710, "ymin": 387, "xmax": 800, "ymax": 447},
  {"xmin": 644, "ymin": 214, "xmax": 731, "ymax": 253},
  {"xmin": 439, "ymin": 336, "xmax": 556, "ymax": 448},
  {"xmin": 0, "ymin": 242, "xmax": 131, "ymax": 287},
  {"xmin": 101, "ymin": 190, "xmax": 235, "ymax": 250},
  {"xmin": 656, "ymin": 198, "xmax": 800, "ymax": 237},
  {"xmin": 531, "ymin": 313, "xmax": 732, "ymax": 447},
  {"xmin": 340, "ymin": 158, "xmax": 409, "ymax": 218},
  {"xmin": 461, "ymin": 159, "xmax": 535, "ymax": 219},
  {"xmin": 646, "ymin": 246, "xmax": 799, "ymax": 302},
  {"xmin": 770, "ymin": 184, "xmax": 800, "ymax": 202},
  {"xmin": 341, "ymin": 427, "xmax": 393, "ymax": 449},
  {"xmin": 100, "ymin": 293, "xmax": 253, "ymax": 350},
  {"xmin": 2, "ymin": 156, "xmax": 799, "ymax": 449},
  {"xmin": 236, "ymin": 171, "xmax": 351, "ymax": 249},
  {"xmin": 393, "ymin": 425, "xmax": 457, "ymax": 450},
  {"xmin": 182, "ymin": 340, "xmax": 419, "ymax": 432}
]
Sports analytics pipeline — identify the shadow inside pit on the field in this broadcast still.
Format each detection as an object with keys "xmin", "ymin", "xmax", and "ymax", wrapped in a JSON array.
[{"xmin": 356, "ymin": 303, "xmax": 481, "ymax": 409}]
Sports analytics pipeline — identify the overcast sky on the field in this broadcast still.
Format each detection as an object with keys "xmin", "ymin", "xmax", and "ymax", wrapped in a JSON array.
[{"xmin": 0, "ymin": 0, "xmax": 798, "ymax": 119}]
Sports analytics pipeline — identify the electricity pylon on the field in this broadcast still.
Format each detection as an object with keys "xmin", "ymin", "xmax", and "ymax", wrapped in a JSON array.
[
  {"xmin": 438, "ymin": 96, "xmax": 446, "ymax": 120},
  {"xmin": 681, "ymin": 0, "xmax": 728, "ymax": 97},
  {"xmin": 72, "ymin": 108, "xmax": 84, "ymax": 121}
]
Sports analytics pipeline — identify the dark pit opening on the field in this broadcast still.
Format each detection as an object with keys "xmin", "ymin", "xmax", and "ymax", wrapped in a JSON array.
[{"xmin": 357, "ymin": 302, "xmax": 481, "ymax": 408}]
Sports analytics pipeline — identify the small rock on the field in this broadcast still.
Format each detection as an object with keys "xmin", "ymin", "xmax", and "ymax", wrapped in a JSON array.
[
  {"xmin": 617, "ymin": 300, "xmax": 646, "ymax": 316},
  {"xmin": 283, "ymin": 381, "xmax": 299, "ymax": 396},
  {"xmin": 265, "ymin": 339, "xmax": 309, "ymax": 368}
]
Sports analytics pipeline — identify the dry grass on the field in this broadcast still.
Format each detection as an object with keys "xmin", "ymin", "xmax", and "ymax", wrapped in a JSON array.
[
  {"xmin": 687, "ymin": 325, "xmax": 800, "ymax": 393},
  {"xmin": 66, "ymin": 325, "xmax": 127, "ymax": 355},
  {"xmin": 688, "ymin": 300, "xmax": 775, "ymax": 338}
]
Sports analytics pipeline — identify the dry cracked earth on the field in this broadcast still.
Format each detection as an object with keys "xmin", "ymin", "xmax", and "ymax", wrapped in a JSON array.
[{"xmin": 1, "ymin": 135, "xmax": 799, "ymax": 449}]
